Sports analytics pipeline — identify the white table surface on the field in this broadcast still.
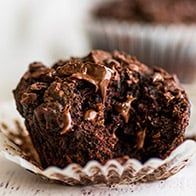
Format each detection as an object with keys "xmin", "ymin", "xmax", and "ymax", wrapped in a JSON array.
[{"xmin": 0, "ymin": 155, "xmax": 196, "ymax": 196}]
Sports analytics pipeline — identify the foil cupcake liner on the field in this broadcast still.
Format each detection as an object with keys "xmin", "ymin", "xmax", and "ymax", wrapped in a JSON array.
[
  {"xmin": 87, "ymin": 18, "xmax": 196, "ymax": 83},
  {"xmin": 0, "ymin": 102, "xmax": 196, "ymax": 186}
]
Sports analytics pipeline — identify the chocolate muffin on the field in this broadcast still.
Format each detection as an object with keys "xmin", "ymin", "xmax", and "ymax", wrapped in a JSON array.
[
  {"xmin": 13, "ymin": 50, "xmax": 190, "ymax": 169},
  {"xmin": 94, "ymin": 0, "xmax": 196, "ymax": 24}
]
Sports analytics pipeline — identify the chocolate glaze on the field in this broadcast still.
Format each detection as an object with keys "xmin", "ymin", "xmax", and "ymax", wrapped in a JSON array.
[{"xmin": 86, "ymin": 50, "xmax": 112, "ymax": 64}]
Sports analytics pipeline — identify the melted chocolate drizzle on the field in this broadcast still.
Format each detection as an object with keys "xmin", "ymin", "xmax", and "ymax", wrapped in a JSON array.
[
  {"xmin": 136, "ymin": 129, "xmax": 146, "ymax": 149},
  {"xmin": 71, "ymin": 63, "xmax": 113, "ymax": 102},
  {"xmin": 115, "ymin": 95, "xmax": 136, "ymax": 123},
  {"xmin": 61, "ymin": 107, "xmax": 72, "ymax": 135}
]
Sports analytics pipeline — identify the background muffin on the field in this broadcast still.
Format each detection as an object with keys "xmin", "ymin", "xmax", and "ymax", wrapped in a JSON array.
[{"xmin": 88, "ymin": 0, "xmax": 196, "ymax": 83}]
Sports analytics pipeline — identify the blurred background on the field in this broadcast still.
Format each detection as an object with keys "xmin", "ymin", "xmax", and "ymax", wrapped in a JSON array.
[{"xmin": 0, "ymin": 0, "xmax": 93, "ymax": 101}]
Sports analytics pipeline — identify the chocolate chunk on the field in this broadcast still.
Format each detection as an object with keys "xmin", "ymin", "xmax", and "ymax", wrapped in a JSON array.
[
  {"xmin": 84, "ymin": 109, "xmax": 97, "ymax": 121},
  {"xmin": 152, "ymin": 72, "xmax": 164, "ymax": 83},
  {"xmin": 61, "ymin": 107, "xmax": 72, "ymax": 135},
  {"xmin": 115, "ymin": 95, "xmax": 136, "ymax": 123},
  {"xmin": 13, "ymin": 50, "xmax": 190, "ymax": 169},
  {"xmin": 29, "ymin": 62, "xmax": 45, "ymax": 72},
  {"xmin": 30, "ymin": 82, "xmax": 48, "ymax": 91},
  {"xmin": 20, "ymin": 93, "xmax": 37, "ymax": 105},
  {"xmin": 71, "ymin": 63, "xmax": 113, "ymax": 102}
]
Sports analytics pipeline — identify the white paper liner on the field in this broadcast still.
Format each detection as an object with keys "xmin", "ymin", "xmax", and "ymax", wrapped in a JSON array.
[
  {"xmin": 87, "ymin": 19, "xmax": 196, "ymax": 83},
  {"xmin": 0, "ymin": 101, "xmax": 196, "ymax": 185}
]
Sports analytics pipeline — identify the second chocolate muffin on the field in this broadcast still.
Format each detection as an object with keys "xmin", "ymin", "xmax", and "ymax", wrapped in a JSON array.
[
  {"xmin": 94, "ymin": 0, "xmax": 196, "ymax": 24},
  {"xmin": 13, "ymin": 50, "xmax": 190, "ymax": 169}
]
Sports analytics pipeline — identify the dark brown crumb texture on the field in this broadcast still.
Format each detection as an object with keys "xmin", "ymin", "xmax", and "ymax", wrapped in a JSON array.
[
  {"xmin": 94, "ymin": 0, "xmax": 196, "ymax": 24},
  {"xmin": 13, "ymin": 50, "xmax": 190, "ymax": 169}
]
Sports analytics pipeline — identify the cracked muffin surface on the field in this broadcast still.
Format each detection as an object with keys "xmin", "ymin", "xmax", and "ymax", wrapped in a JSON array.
[{"xmin": 13, "ymin": 50, "xmax": 190, "ymax": 169}]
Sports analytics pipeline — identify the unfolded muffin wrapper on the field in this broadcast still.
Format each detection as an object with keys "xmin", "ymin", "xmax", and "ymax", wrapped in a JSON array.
[
  {"xmin": 0, "ymin": 102, "xmax": 196, "ymax": 186},
  {"xmin": 87, "ymin": 18, "xmax": 196, "ymax": 83}
]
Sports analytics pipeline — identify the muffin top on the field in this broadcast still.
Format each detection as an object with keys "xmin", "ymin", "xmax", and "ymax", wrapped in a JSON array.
[
  {"xmin": 94, "ymin": 0, "xmax": 196, "ymax": 24},
  {"xmin": 13, "ymin": 50, "xmax": 190, "ymax": 168}
]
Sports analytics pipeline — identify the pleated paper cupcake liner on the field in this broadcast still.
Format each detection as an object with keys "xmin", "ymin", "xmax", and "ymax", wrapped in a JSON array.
[
  {"xmin": 0, "ymin": 101, "xmax": 196, "ymax": 186},
  {"xmin": 87, "ymin": 19, "xmax": 196, "ymax": 83}
]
